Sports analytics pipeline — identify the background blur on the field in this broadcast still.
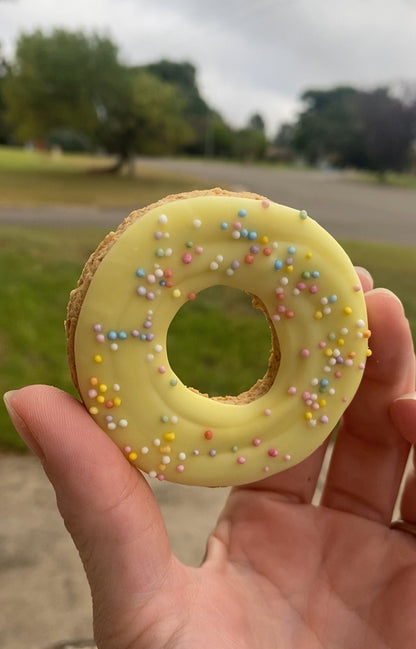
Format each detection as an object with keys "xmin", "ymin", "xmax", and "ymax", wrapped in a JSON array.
[{"xmin": 1, "ymin": 1, "xmax": 415, "ymax": 647}]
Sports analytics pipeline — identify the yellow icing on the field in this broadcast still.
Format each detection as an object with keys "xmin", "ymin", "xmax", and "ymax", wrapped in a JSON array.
[{"xmin": 73, "ymin": 193, "xmax": 369, "ymax": 486}]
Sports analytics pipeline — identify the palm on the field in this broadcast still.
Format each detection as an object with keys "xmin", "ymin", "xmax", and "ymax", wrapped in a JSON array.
[{"xmin": 114, "ymin": 489, "xmax": 415, "ymax": 649}]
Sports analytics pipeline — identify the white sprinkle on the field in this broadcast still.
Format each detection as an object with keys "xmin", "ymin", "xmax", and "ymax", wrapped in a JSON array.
[
  {"xmin": 108, "ymin": 422, "xmax": 117, "ymax": 430},
  {"xmin": 356, "ymin": 319, "xmax": 365, "ymax": 328},
  {"xmin": 193, "ymin": 219, "xmax": 202, "ymax": 228},
  {"xmin": 110, "ymin": 343, "xmax": 118, "ymax": 351},
  {"xmin": 118, "ymin": 419, "xmax": 128, "ymax": 428},
  {"xmin": 154, "ymin": 344, "xmax": 163, "ymax": 353},
  {"xmin": 149, "ymin": 471, "xmax": 157, "ymax": 478},
  {"xmin": 171, "ymin": 416, "xmax": 178, "ymax": 424},
  {"xmin": 113, "ymin": 384, "xmax": 120, "ymax": 391},
  {"xmin": 165, "ymin": 248, "xmax": 172, "ymax": 256},
  {"xmin": 232, "ymin": 231, "xmax": 241, "ymax": 239},
  {"xmin": 161, "ymin": 456, "xmax": 171, "ymax": 464},
  {"xmin": 210, "ymin": 261, "xmax": 219, "ymax": 270},
  {"xmin": 178, "ymin": 452, "xmax": 186, "ymax": 460},
  {"xmin": 153, "ymin": 438, "xmax": 161, "ymax": 447},
  {"xmin": 158, "ymin": 214, "xmax": 168, "ymax": 224},
  {"xmin": 147, "ymin": 354, "xmax": 154, "ymax": 361},
  {"xmin": 141, "ymin": 446, "xmax": 149, "ymax": 454}
]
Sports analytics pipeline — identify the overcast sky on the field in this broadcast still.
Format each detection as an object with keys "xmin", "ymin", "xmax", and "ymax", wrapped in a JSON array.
[{"xmin": 1, "ymin": 0, "xmax": 415, "ymax": 135}]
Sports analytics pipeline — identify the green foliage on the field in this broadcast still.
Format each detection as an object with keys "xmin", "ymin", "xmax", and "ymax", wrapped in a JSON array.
[
  {"xmin": 4, "ymin": 29, "xmax": 123, "ymax": 142},
  {"xmin": 291, "ymin": 85, "xmax": 416, "ymax": 173}
]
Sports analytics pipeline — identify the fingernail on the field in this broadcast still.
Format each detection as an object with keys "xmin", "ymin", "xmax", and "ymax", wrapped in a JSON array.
[
  {"xmin": 355, "ymin": 266, "xmax": 374, "ymax": 289},
  {"xmin": 3, "ymin": 390, "xmax": 44, "ymax": 459},
  {"xmin": 393, "ymin": 392, "xmax": 416, "ymax": 403},
  {"xmin": 371, "ymin": 288, "xmax": 405, "ymax": 312}
]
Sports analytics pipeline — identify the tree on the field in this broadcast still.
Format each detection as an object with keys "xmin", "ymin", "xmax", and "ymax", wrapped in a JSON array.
[
  {"xmin": 292, "ymin": 86, "xmax": 363, "ymax": 166},
  {"xmin": 4, "ymin": 29, "xmax": 123, "ymax": 143},
  {"xmin": 0, "ymin": 45, "xmax": 10, "ymax": 143},
  {"xmin": 291, "ymin": 85, "xmax": 416, "ymax": 175},
  {"xmin": 3, "ymin": 30, "xmax": 194, "ymax": 170}
]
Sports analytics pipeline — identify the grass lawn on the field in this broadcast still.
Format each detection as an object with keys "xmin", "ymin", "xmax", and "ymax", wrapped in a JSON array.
[
  {"xmin": 0, "ymin": 146, "xmax": 213, "ymax": 208},
  {"xmin": 0, "ymin": 223, "xmax": 414, "ymax": 452}
]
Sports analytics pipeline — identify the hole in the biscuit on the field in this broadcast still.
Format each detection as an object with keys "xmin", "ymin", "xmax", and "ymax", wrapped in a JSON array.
[{"xmin": 167, "ymin": 285, "xmax": 278, "ymax": 400}]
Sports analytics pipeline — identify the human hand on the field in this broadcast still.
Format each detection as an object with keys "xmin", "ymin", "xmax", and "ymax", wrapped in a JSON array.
[{"xmin": 4, "ymin": 271, "xmax": 416, "ymax": 649}]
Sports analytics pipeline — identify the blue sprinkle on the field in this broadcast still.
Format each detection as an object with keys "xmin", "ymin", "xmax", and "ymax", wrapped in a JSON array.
[
  {"xmin": 118, "ymin": 331, "xmax": 128, "ymax": 340},
  {"xmin": 238, "ymin": 209, "xmax": 247, "ymax": 217},
  {"xmin": 241, "ymin": 228, "xmax": 248, "ymax": 238},
  {"xmin": 140, "ymin": 334, "xmax": 147, "ymax": 340},
  {"xmin": 248, "ymin": 231, "xmax": 257, "ymax": 240},
  {"xmin": 320, "ymin": 378, "xmax": 329, "ymax": 387},
  {"xmin": 159, "ymin": 280, "xmax": 166, "ymax": 286},
  {"xmin": 221, "ymin": 222, "xmax": 228, "ymax": 230},
  {"xmin": 288, "ymin": 245, "xmax": 296, "ymax": 254},
  {"xmin": 311, "ymin": 270, "xmax": 320, "ymax": 278},
  {"xmin": 108, "ymin": 331, "xmax": 117, "ymax": 340},
  {"xmin": 274, "ymin": 260, "xmax": 283, "ymax": 270},
  {"xmin": 136, "ymin": 268, "xmax": 145, "ymax": 277},
  {"xmin": 329, "ymin": 294, "xmax": 338, "ymax": 303}
]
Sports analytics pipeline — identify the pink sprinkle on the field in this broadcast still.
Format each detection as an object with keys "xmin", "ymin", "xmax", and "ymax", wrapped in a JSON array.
[
  {"xmin": 301, "ymin": 348, "xmax": 310, "ymax": 358},
  {"xmin": 88, "ymin": 389, "xmax": 98, "ymax": 398},
  {"xmin": 264, "ymin": 409, "xmax": 271, "ymax": 416},
  {"xmin": 157, "ymin": 474, "xmax": 165, "ymax": 481},
  {"xmin": 319, "ymin": 341, "xmax": 326, "ymax": 348},
  {"xmin": 278, "ymin": 305, "xmax": 286, "ymax": 313},
  {"xmin": 124, "ymin": 446, "xmax": 132, "ymax": 453},
  {"xmin": 262, "ymin": 199, "xmax": 270, "ymax": 208},
  {"xmin": 275, "ymin": 287, "xmax": 284, "ymax": 295},
  {"xmin": 96, "ymin": 334, "xmax": 105, "ymax": 343},
  {"xmin": 359, "ymin": 362, "xmax": 365, "ymax": 370},
  {"xmin": 264, "ymin": 466, "xmax": 270, "ymax": 472},
  {"xmin": 147, "ymin": 274, "xmax": 156, "ymax": 283},
  {"xmin": 154, "ymin": 231, "xmax": 163, "ymax": 240},
  {"xmin": 297, "ymin": 282, "xmax": 307, "ymax": 290},
  {"xmin": 93, "ymin": 324, "xmax": 102, "ymax": 332},
  {"xmin": 182, "ymin": 252, "xmax": 193, "ymax": 264},
  {"xmin": 252, "ymin": 438, "xmax": 261, "ymax": 446},
  {"xmin": 284, "ymin": 454, "xmax": 291, "ymax": 461},
  {"xmin": 195, "ymin": 246, "xmax": 203, "ymax": 254},
  {"xmin": 146, "ymin": 292, "xmax": 155, "ymax": 300},
  {"xmin": 231, "ymin": 260, "xmax": 240, "ymax": 270},
  {"xmin": 233, "ymin": 221, "xmax": 242, "ymax": 230},
  {"xmin": 353, "ymin": 284, "xmax": 361, "ymax": 292},
  {"xmin": 237, "ymin": 457, "xmax": 246, "ymax": 464},
  {"xmin": 272, "ymin": 314, "xmax": 281, "ymax": 322},
  {"xmin": 345, "ymin": 359, "xmax": 354, "ymax": 367},
  {"xmin": 176, "ymin": 464, "xmax": 185, "ymax": 473},
  {"xmin": 309, "ymin": 285, "xmax": 318, "ymax": 294},
  {"xmin": 158, "ymin": 366, "xmax": 166, "ymax": 374},
  {"xmin": 335, "ymin": 371, "xmax": 342, "ymax": 378},
  {"xmin": 302, "ymin": 391, "xmax": 311, "ymax": 400},
  {"xmin": 320, "ymin": 416, "xmax": 329, "ymax": 424},
  {"xmin": 287, "ymin": 386, "xmax": 297, "ymax": 395},
  {"xmin": 268, "ymin": 448, "xmax": 279, "ymax": 457}
]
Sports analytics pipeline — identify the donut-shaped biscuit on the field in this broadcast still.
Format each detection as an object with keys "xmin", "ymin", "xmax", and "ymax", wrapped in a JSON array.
[{"xmin": 67, "ymin": 188, "xmax": 371, "ymax": 487}]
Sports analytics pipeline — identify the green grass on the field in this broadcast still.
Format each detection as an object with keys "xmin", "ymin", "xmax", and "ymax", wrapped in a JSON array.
[
  {"xmin": 0, "ymin": 224, "xmax": 414, "ymax": 452},
  {"xmin": 0, "ymin": 146, "xmax": 212, "ymax": 208}
]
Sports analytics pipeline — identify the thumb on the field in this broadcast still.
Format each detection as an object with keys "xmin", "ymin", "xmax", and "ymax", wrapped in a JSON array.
[{"xmin": 3, "ymin": 385, "xmax": 172, "ymax": 615}]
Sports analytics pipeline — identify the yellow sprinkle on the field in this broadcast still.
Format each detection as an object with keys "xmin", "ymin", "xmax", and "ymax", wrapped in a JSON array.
[
  {"xmin": 173, "ymin": 289, "xmax": 181, "ymax": 298},
  {"xmin": 305, "ymin": 252, "xmax": 312, "ymax": 259},
  {"xmin": 285, "ymin": 265, "xmax": 294, "ymax": 274},
  {"xmin": 96, "ymin": 395, "xmax": 105, "ymax": 404},
  {"xmin": 99, "ymin": 384, "xmax": 108, "ymax": 393},
  {"xmin": 89, "ymin": 406, "xmax": 99, "ymax": 415},
  {"xmin": 314, "ymin": 310, "xmax": 323, "ymax": 320},
  {"xmin": 128, "ymin": 452, "xmax": 138, "ymax": 461},
  {"xmin": 319, "ymin": 399, "xmax": 327, "ymax": 407},
  {"xmin": 304, "ymin": 412, "xmax": 313, "ymax": 421},
  {"xmin": 337, "ymin": 338, "xmax": 345, "ymax": 346},
  {"xmin": 366, "ymin": 349, "xmax": 373, "ymax": 357},
  {"xmin": 93, "ymin": 354, "xmax": 103, "ymax": 363},
  {"xmin": 90, "ymin": 377, "xmax": 98, "ymax": 386},
  {"xmin": 164, "ymin": 432, "xmax": 176, "ymax": 442},
  {"xmin": 260, "ymin": 235, "xmax": 269, "ymax": 244},
  {"xmin": 158, "ymin": 463, "xmax": 167, "ymax": 472},
  {"xmin": 324, "ymin": 348, "xmax": 333, "ymax": 357},
  {"xmin": 343, "ymin": 306, "xmax": 353, "ymax": 315},
  {"xmin": 160, "ymin": 445, "xmax": 171, "ymax": 454},
  {"xmin": 113, "ymin": 397, "xmax": 122, "ymax": 407}
]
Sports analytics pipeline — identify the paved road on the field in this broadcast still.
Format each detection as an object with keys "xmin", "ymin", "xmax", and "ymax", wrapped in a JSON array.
[
  {"xmin": 142, "ymin": 158, "xmax": 416, "ymax": 245},
  {"xmin": 0, "ymin": 159, "xmax": 415, "ymax": 245}
]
